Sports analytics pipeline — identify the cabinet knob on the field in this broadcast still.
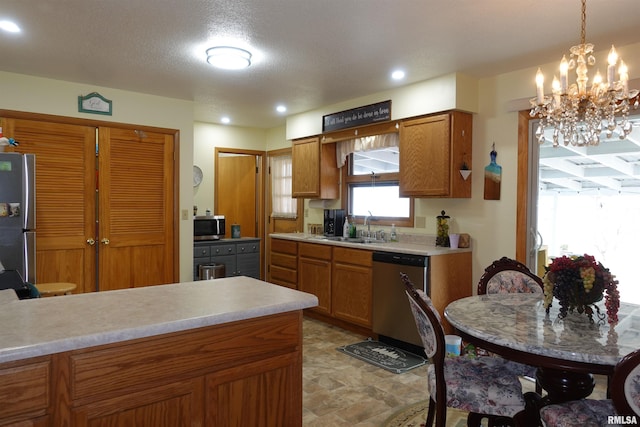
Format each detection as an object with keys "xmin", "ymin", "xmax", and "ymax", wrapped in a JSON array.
[
  {"xmin": 101, "ymin": 238, "xmax": 110, "ymax": 245},
  {"xmin": 86, "ymin": 238, "xmax": 96, "ymax": 245},
  {"xmin": 201, "ymin": 249, "xmax": 207, "ymax": 255},
  {"xmin": 228, "ymin": 248, "xmax": 232, "ymax": 253},
  {"xmin": 241, "ymin": 247, "xmax": 245, "ymax": 252}
]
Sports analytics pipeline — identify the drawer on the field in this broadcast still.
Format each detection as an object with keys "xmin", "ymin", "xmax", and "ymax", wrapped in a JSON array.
[
  {"xmin": 299, "ymin": 242, "xmax": 332, "ymax": 260},
  {"xmin": 271, "ymin": 238, "xmax": 297, "ymax": 255},
  {"xmin": 194, "ymin": 246, "xmax": 210, "ymax": 258},
  {"xmin": 211, "ymin": 244, "xmax": 236, "ymax": 256},
  {"xmin": 270, "ymin": 265, "xmax": 297, "ymax": 286},
  {"xmin": 237, "ymin": 242, "xmax": 259, "ymax": 254},
  {"xmin": 0, "ymin": 360, "xmax": 50, "ymax": 419},
  {"xmin": 271, "ymin": 252, "xmax": 297, "ymax": 270},
  {"xmin": 333, "ymin": 247, "xmax": 372, "ymax": 267}
]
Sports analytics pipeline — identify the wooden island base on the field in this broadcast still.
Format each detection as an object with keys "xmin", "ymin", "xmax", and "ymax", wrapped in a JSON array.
[{"xmin": 1, "ymin": 311, "xmax": 303, "ymax": 426}]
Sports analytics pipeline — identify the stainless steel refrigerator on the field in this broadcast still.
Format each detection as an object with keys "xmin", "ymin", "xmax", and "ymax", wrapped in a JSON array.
[{"xmin": 0, "ymin": 153, "xmax": 36, "ymax": 283}]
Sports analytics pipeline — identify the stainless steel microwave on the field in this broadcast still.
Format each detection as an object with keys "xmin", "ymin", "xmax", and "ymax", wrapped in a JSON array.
[{"xmin": 194, "ymin": 215, "xmax": 226, "ymax": 240}]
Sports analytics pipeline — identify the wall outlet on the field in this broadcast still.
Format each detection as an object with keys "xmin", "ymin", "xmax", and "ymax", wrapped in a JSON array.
[
  {"xmin": 181, "ymin": 209, "xmax": 189, "ymax": 220},
  {"xmin": 415, "ymin": 216, "xmax": 426, "ymax": 228}
]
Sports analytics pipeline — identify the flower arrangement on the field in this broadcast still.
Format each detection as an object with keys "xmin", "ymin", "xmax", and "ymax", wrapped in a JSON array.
[{"xmin": 542, "ymin": 254, "xmax": 620, "ymax": 324}]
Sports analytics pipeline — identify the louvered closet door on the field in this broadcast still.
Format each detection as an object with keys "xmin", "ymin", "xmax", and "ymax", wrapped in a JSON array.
[
  {"xmin": 98, "ymin": 127, "xmax": 174, "ymax": 291},
  {"xmin": 5, "ymin": 119, "xmax": 96, "ymax": 293}
]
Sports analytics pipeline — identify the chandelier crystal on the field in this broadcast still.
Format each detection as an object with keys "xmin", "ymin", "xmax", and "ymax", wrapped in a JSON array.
[{"xmin": 530, "ymin": 0, "xmax": 639, "ymax": 147}]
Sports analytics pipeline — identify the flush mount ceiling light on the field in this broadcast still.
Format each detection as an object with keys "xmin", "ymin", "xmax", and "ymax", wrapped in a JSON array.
[
  {"xmin": 530, "ymin": 0, "xmax": 639, "ymax": 147},
  {"xmin": 206, "ymin": 46, "xmax": 252, "ymax": 70},
  {"xmin": 0, "ymin": 20, "xmax": 21, "ymax": 33}
]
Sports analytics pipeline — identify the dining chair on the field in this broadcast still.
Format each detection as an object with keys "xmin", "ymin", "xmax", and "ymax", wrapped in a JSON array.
[
  {"xmin": 538, "ymin": 347, "xmax": 640, "ymax": 426},
  {"xmin": 401, "ymin": 272, "xmax": 526, "ymax": 427},
  {"xmin": 477, "ymin": 257, "xmax": 543, "ymax": 394},
  {"xmin": 477, "ymin": 256, "xmax": 544, "ymax": 295}
]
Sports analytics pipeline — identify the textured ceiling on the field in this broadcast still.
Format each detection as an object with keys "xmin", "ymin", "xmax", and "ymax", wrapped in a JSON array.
[{"xmin": 1, "ymin": 0, "xmax": 640, "ymax": 128}]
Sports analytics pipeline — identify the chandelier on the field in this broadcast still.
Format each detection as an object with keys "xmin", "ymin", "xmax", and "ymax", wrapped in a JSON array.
[{"xmin": 530, "ymin": 0, "xmax": 639, "ymax": 147}]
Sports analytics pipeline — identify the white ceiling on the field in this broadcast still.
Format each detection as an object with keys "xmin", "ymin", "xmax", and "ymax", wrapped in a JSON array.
[{"xmin": 2, "ymin": 0, "xmax": 640, "ymax": 129}]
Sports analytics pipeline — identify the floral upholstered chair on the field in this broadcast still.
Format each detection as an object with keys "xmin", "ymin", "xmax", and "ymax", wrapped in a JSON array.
[
  {"xmin": 400, "ymin": 273, "xmax": 526, "ymax": 427},
  {"xmin": 477, "ymin": 257, "xmax": 544, "ymax": 295},
  {"xmin": 539, "ymin": 348, "xmax": 640, "ymax": 426}
]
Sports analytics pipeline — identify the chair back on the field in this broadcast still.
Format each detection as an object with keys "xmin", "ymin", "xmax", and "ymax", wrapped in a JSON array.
[
  {"xmin": 400, "ymin": 272, "xmax": 447, "ymax": 414},
  {"xmin": 477, "ymin": 256, "xmax": 543, "ymax": 295},
  {"xmin": 611, "ymin": 348, "xmax": 640, "ymax": 417}
]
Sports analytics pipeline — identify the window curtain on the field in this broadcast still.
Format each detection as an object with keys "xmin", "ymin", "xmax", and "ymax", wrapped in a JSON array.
[
  {"xmin": 270, "ymin": 154, "xmax": 297, "ymax": 218},
  {"xmin": 336, "ymin": 133, "xmax": 399, "ymax": 168}
]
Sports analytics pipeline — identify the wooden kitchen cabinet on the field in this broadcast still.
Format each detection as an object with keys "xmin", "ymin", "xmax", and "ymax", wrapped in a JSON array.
[
  {"xmin": 332, "ymin": 247, "xmax": 373, "ymax": 328},
  {"xmin": 297, "ymin": 242, "xmax": 332, "ymax": 315},
  {"xmin": 0, "ymin": 357, "xmax": 50, "ymax": 426},
  {"xmin": 291, "ymin": 136, "xmax": 339, "ymax": 199},
  {"xmin": 193, "ymin": 238, "xmax": 260, "ymax": 280},
  {"xmin": 399, "ymin": 111, "xmax": 472, "ymax": 198},
  {"xmin": 269, "ymin": 238, "xmax": 298, "ymax": 289}
]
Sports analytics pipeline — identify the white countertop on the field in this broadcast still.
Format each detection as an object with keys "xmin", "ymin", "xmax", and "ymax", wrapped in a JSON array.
[
  {"xmin": 0, "ymin": 277, "xmax": 318, "ymax": 364},
  {"xmin": 270, "ymin": 232, "xmax": 471, "ymax": 256}
]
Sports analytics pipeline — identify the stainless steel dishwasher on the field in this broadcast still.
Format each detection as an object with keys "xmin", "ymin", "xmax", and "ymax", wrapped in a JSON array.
[{"xmin": 372, "ymin": 251, "xmax": 429, "ymax": 349}]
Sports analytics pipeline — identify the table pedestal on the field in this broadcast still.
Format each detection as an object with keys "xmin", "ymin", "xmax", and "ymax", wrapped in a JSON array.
[{"xmin": 536, "ymin": 367, "xmax": 595, "ymax": 403}]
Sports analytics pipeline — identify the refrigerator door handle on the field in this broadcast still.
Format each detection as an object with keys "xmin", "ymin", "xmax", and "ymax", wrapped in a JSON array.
[
  {"xmin": 24, "ymin": 231, "xmax": 36, "ymax": 284},
  {"xmin": 24, "ymin": 154, "xmax": 36, "ymax": 231}
]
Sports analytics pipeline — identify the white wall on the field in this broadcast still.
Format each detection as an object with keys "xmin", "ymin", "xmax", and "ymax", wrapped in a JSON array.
[{"xmin": 0, "ymin": 71, "xmax": 196, "ymax": 282}]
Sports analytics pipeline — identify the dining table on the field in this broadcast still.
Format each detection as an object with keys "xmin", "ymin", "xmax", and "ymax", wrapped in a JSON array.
[{"xmin": 444, "ymin": 293, "xmax": 640, "ymax": 425}]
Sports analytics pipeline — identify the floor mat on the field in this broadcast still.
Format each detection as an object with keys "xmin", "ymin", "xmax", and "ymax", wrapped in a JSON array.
[{"xmin": 337, "ymin": 338, "xmax": 427, "ymax": 374}]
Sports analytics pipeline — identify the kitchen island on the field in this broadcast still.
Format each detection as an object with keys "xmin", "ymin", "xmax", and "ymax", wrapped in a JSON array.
[{"xmin": 0, "ymin": 277, "xmax": 318, "ymax": 426}]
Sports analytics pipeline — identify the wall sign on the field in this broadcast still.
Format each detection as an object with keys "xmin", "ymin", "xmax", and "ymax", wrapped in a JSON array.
[
  {"xmin": 78, "ymin": 92, "xmax": 112, "ymax": 115},
  {"xmin": 322, "ymin": 100, "xmax": 391, "ymax": 132}
]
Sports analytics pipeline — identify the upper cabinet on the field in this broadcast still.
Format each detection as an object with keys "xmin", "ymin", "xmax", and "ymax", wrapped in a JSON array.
[
  {"xmin": 399, "ymin": 111, "xmax": 472, "ymax": 198},
  {"xmin": 291, "ymin": 136, "xmax": 339, "ymax": 199}
]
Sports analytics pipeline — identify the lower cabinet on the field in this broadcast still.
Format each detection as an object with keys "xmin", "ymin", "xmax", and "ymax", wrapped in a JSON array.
[
  {"xmin": 332, "ymin": 247, "xmax": 373, "ymax": 328},
  {"xmin": 0, "ymin": 312, "xmax": 303, "ymax": 426},
  {"xmin": 297, "ymin": 243, "xmax": 332, "ymax": 315},
  {"xmin": 193, "ymin": 239, "xmax": 260, "ymax": 280}
]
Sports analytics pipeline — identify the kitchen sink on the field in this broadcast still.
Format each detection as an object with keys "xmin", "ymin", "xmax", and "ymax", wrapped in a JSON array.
[{"xmin": 318, "ymin": 236, "xmax": 387, "ymax": 244}]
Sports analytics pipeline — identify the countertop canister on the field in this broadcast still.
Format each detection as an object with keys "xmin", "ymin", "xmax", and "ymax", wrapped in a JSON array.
[{"xmin": 231, "ymin": 224, "xmax": 241, "ymax": 238}]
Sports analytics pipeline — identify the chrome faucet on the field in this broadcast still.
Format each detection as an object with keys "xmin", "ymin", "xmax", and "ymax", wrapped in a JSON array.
[{"xmin": 364, "ymin": 210, "xmax": 374, "ymax": 233}]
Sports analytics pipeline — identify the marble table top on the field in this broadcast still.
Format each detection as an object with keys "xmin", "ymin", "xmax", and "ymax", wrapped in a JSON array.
[
  {"xmin": 445, "ymin": 293, "xmax": 640, "ymax": 367},
  {"xmin": 0, "ymin": 277, "xmax": 318, "ymax": 364}
]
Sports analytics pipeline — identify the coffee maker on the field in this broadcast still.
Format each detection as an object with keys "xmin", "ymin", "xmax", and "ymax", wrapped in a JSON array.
[{"xmin": 323, "ymin": 209, "xmax": 346, "ymax": 237}]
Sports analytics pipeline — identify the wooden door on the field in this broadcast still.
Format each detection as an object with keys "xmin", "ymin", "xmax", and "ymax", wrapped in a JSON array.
[
  {"xmin": 98, "ymin": 127, "xmax": 174, "ymax": 291},
  {"xmin": 216, "ymin": 153, "xmax": 258, "ymax": 237},
  {"xmin": 5, "ymin": 118, "xmax": 96, "ymax": 293}
]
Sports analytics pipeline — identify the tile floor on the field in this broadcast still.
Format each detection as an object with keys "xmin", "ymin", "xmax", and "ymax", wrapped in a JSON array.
[
  {"xmin": 302, "ymin": 316, "xmax": 608, "ymax": 426},
  {"xmin": 302, "ymin": 316, "xmax": 429, "ymax": 426}
]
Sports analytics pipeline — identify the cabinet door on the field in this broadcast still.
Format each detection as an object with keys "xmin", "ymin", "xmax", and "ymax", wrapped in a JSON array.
[
  {"xmin": 206, "ymin": 353, "xmax": 301, "ymax": 426},
  {"xmin": 399, "ymin": 114, "xmax": 451, "ymax": 197},
  {"xmin": 332, "ymin": 248, "xmax": 373, "ymax": 327},
  {"xmin": 6, "ymin": 118, "xmax": 97, "ymax": 293},
  {"xmin": 298, "ymin": 243, "xmax": 332, "ymax": 314},
  {"xmin": 291, "ymin": 137, "xmax": 320, "ymax": 198},
  {"xmin": 98, "ymin": 127, "xmax": 175, "ymax": 291}
]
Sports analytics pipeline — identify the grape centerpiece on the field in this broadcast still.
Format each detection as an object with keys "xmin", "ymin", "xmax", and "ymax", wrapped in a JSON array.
[{"xmin": 542, "ymin": 254, "xmax": 620, "ymax": 324}]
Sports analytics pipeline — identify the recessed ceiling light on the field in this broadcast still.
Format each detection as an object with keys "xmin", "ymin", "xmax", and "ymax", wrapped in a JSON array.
[
  {"xmin": 276, "ymin": 105, "xmax": 287, "ymax": 113},
  {"xmin": 0, "ymin": 20, "xmax": 21, "ymax": 33},
  {"xmin": 206, "ymin": 46, "xmax": 252, "ymax": 70},
  {"xmin": 220, "ymin": 116, "xmax": 231, "ymax": 124},
  {"xmin": 391, "ymin": 70, "xmax": 405, "ymax": 80}
]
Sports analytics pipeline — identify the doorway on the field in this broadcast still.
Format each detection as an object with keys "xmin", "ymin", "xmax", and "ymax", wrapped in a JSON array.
[
  {"xmin": 214, "ymin": 148, "xmax": 265, "ymax": 277},
  {"xmin": 518, "ymin": 112, "xmax": 640, "ymax": 303}
]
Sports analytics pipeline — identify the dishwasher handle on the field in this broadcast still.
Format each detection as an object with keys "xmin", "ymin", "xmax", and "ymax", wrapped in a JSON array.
[{"xmin": 372, "ymin": 251, "xmax": 428, "ymax": 267}]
